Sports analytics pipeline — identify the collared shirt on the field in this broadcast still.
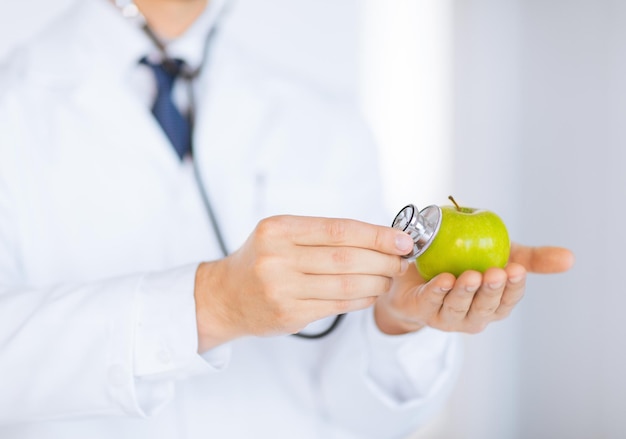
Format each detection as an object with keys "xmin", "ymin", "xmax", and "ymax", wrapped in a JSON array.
[{"xmin": 131, "ymin": 0, "xmax": 228, "ymax": 115}]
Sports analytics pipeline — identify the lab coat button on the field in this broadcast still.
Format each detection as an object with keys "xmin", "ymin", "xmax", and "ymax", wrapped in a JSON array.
[{"xmin": 107, "ymin": 365, "xmax": 126, "ymax": 388}]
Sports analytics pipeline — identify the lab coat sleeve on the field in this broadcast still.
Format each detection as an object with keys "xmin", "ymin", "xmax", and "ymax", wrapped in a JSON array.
[
  {"xmin": 316, "ymin": 309, "xmax": 462, "ymax": 439},
  {"xmin": 0, "ymin": 263, "xmax": 231, "ymax": 424},
  {"xmin": 277, "ymin": 98, "xmax": 462, "ymax": 436},
  {"xmin": 0, "ymin": 154, "xmax": 228, "ymax": 422},
  {"xmin": 0, "ymin": 75, "xmax": 230, "ymax": 423}
]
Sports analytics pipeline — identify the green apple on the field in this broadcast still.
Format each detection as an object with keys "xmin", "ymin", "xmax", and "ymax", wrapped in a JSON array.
[{"xmin": 415, "ymin": 196, "xmax": 510, "ymax": 281}]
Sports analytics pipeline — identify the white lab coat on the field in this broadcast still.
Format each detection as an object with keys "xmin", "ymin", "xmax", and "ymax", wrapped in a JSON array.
[{"xmin": 0, "ymin": 1, "xmax": 460, "ymax": 438}]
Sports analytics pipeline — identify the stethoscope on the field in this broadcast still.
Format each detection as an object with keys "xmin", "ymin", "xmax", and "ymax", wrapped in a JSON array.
[
  {"xmin": 116, "ymin": 0, "xmax": 343, "ymax": 339},
  {"xmin": 115, "ymin": 0, "xmax": 443, "ymax": 339},
  {"xmin": 117, "ymin": 0, "xmax": 231, "ymax": 256}
]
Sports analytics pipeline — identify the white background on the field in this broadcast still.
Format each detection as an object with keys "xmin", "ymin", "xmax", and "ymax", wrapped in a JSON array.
[{"xmin": 1, "ymin": 0, "xmax": 624, "ymax": 438}]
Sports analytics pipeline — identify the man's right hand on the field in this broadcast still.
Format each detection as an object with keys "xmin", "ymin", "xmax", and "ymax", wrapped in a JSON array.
[{"xmin": 193, "ymin": 215, "xmax": 414, "ymax": 352}]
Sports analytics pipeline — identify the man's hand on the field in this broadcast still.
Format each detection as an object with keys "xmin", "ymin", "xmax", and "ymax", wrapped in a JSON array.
[
  {"xmin": 194, "ymin": 216, "xmax": 415, "ymax": 352},
  {"xmin": 374, "ymin": 243, "xmax": 575, "ymax": 335}
]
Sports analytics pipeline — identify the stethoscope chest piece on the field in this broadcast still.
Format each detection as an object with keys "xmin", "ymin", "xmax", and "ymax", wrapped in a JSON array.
[{"xmin": 391, "ymin": 204, "xmax": 442, "ymax": 261}]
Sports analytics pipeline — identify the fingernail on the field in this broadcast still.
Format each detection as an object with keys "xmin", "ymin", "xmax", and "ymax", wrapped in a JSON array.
[
  {"xmin": 437, "ymin": 286, "xmax": 452, "ymax": 294},
  {"xmin": 509, "ymin": 275, "xmax": 524, "ymax": 284},
  {"xmin": 395, "ymin": 234, "xmax": 414, "ymax": 253},
  {"xmin": 400, "ymin": 258, "xmax": 409, "ymax": 272},
  {"xmin": 489, "ymin": 282, "xmax": 504, "ymax": 290},
  {"xmin": 465, "ymin": 284, "xmax": 479, "ymax": 293}
]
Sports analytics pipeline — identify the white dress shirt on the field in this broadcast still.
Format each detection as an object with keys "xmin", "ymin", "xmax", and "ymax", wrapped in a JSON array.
[{"xmin": 0, "ymin": 1, "xmax": 461, "ymax": 438}]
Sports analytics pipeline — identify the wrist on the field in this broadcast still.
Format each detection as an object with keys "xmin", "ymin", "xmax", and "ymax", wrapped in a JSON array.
[{"xmin": 194, "ymin": 261, "xmax": 239, "ymax": 352}]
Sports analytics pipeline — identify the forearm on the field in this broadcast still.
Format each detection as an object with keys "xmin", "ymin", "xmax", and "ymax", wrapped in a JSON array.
[
  {"xmin": 0, "ymin": 275, "xmax": 144, "ymax": 422},
  {"xmin": 0, "ymin": 265, "xmax": 224, "ymax": 423}
]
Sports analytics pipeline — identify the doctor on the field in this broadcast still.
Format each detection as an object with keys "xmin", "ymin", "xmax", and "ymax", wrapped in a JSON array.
[{"xmin": 0, "ymin": 0, "xmax": 573, "ymax": 438}]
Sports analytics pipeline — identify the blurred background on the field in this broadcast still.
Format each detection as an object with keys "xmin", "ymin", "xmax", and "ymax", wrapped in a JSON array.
[{"xmin": 1, "ymin": 0, "xmax": 623, "ymax": 437}]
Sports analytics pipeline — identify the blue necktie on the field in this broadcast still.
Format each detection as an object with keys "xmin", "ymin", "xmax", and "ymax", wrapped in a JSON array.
[{"xmin": 141, "ymin": 58, "xmax": 191, "ymax": 160}]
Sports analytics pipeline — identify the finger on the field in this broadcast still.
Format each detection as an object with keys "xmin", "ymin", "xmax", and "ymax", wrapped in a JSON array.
[
  {"xmin": 409, "ymin": 273, "xmax": 456, "ymax": 319},
  {"xmin": 509, "ymin": 243, "xmax": 575, "ymax": 274},
  {"xmin": 494, "ymin": 262, "xmax": 526, "ymax": 319},
  {"xmin": 439, "ymin": 270, "xmax": 483, "ymax": 327},
  {"xmin": 301, "ymin": 296, "xmax": 379, "ymax": 323},
  {"xmin": 466, "ymin": 268, "xmax": 508, "ymax": 329},
  {"xmin": 293, "ymin": 246, "xmax": 408, "ymax": 276},
  {"xmin": 268, "ymin": 296, "xmax": 379, "ymax": 335},
  {"xmin": 272, "ymin": 216, "xmax": 414, "ymax": 256},
  {"xmin": 295, "ymin": 273, "xmax": 393, "ymax": 300}
]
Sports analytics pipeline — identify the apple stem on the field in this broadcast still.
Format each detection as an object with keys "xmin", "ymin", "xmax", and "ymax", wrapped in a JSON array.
[{"xmin": 448, "ymin": 195, "xmax": 461, "ymax": 211}]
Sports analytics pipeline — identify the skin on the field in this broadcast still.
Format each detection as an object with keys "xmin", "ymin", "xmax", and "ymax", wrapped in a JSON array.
[
  {"xmin": 375, "ymin": 243, "xmax": 575, "ymax": 335},
  {"xmin": 133, "ymin": 0, "xmax": 209, "ymax": 38},
  {"xmin": 194, "ymin": 216, "xmax": 574, "ymax": 351},
  {"xmin": 128, "ymin": 0, "xmax": 576, "ymax": 351}
]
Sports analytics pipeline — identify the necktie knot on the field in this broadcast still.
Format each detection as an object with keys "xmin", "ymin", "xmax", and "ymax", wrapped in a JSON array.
[
  {"xmin": 141, "ymin": 58, "xmax": 185, "ymax": 87},
  {"xmin": 140, "ymin": 57, "xmax": 192, "ymax": 160}
]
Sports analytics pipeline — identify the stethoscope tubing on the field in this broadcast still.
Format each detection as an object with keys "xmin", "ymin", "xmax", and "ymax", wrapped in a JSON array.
[{"xmin": 140, "ymin": 11, "xmax": 344, "ymax": 340}]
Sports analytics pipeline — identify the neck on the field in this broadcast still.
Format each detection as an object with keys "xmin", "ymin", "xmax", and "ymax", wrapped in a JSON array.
[{"xmin": 133, "ymin": 0, "xmax": 209, "ymax": 39}]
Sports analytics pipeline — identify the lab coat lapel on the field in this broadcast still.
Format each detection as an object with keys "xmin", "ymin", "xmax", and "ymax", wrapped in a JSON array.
[
  {"xmin": 71, "ymin": 72, "xmax": 182, "ymax": 173},
  {"xmin": 192, "ymin": 64, "xmax": 275, "ymax": 251}
]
